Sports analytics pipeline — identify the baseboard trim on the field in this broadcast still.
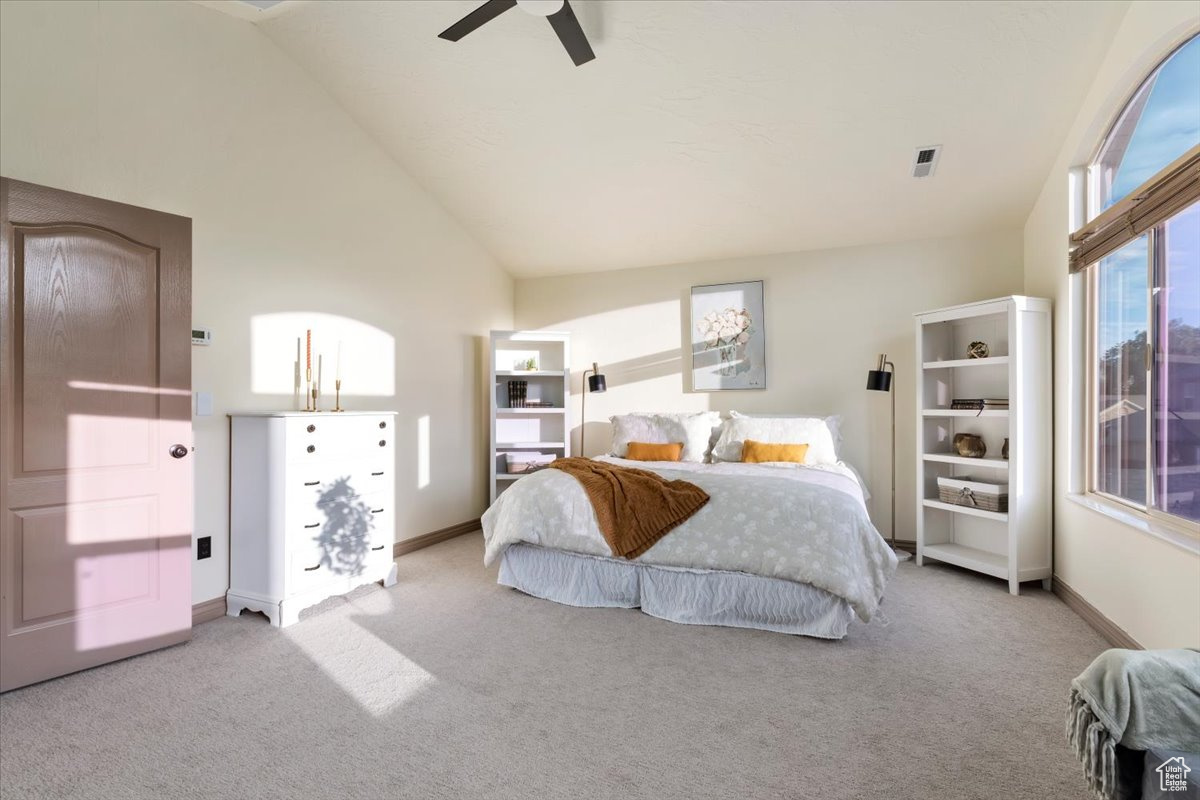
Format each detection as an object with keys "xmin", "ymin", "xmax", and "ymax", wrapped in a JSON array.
[
  {"xmin": 393, "ymin": 519, "xmax": 480, "ymax": 558},
  {"xmin": 1052, "ymin": 576, "xmax": 1142, "ymax": 650},
  {"xmin": 192, "ymin": 597, "xmax": 227, "ymax": 626}
]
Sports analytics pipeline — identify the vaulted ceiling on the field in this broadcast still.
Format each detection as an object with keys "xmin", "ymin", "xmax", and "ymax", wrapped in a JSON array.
[{"xmin": 242, "ymin": 1, "xmax": 1128, "ymax": 276}]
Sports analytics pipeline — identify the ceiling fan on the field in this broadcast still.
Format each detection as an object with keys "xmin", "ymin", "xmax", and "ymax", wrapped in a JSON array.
[{"xmin": 438, "ymin": 0, "xmax": 596, "ymax": 67}]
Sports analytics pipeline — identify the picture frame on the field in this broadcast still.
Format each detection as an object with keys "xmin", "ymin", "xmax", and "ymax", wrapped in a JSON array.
[{"xmin": 690, "ymin": 280, "xmax": 766, "ymax": 391}]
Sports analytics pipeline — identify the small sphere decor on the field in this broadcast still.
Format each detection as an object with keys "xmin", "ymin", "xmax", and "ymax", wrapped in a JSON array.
[{"xmin": 967, "ymin": 341, "xmax": 990, "ymax": 359}]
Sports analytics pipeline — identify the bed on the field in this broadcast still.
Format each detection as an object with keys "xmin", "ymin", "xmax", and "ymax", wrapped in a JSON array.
[{"xmin": 481, "ymin": 451, "xmax": 898, "ymax": 639}]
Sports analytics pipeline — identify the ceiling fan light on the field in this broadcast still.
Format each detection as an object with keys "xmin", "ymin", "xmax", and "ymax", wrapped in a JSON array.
[{"xmin": 516, "ymin": 0, "xmax": 565, "ymax": 17}]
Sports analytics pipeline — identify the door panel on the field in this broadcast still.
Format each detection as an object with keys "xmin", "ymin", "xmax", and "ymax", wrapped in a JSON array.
[
  {"xmin": 1, "ymin": 178, "xmax": 192, "ymax": 692},
  {"xmin": 19, "ymin": 227, "xmax": 159, "ymax": 474},
  {"xmin": 17, "ymin": 499, "xmax": 157, "ymax": 622}
]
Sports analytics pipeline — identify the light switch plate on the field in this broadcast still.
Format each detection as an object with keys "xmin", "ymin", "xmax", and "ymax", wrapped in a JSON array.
[{"xmin": 195, "ymin": 391, "xmax": 214, "ymax": 417}]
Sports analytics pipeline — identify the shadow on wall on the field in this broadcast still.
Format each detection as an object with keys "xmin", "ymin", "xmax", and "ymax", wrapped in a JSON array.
[{"xmin": 571, "ymin": 348, "xmax": 685, "ymax": 456}]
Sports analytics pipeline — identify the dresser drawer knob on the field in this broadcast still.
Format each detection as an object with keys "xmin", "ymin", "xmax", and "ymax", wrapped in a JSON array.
[
  {"xmin": 304, "ymin": 523, "xmax": 319, "ymax": 529},
  {"xmin": 303, "ymin": 563, "xmax": 321, "ymax": 572},
  {"xmin": 379, "ymin": 440, "xmax": 386, "ymax": 447},
  {"xmin": 379, "ymin": 421, "xmax": 387, "ymax": 429},
  {"xmin": 371, "ymin": 545, "xmax": 385, "ymax": 552},
  {"xmin": 303, "ymin": 480, "xmax": 320, "ymax": 486},
  {"xmin": 307, "ymin": 424, "xmax": 316, "ymax": 433},
  {"xmin": 371, "ymin": 471, "xmax": 384, "ymax": 477},
  {"xmin": 371, "ymin": 508, "xmax": 384, "ymax": 514},
  {"xmin": 306, "ymin": 445, "xmax": 316, "ymax": 454}
]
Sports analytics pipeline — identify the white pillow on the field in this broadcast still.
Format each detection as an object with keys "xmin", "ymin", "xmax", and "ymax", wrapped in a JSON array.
[
  {"xmin": 609, "ymin": 412, "xmax": 721, "ymax": 463},
  {"xmin": 724, "ymin": 411, "xmax": 843, "ymax": 459},
  {"xmin": 712, "ymin": 413, "xmax": 839, "ymax": 465}
]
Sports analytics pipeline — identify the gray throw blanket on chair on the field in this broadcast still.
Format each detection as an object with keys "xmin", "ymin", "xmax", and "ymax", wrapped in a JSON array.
[{"xmin": 1067, "ymin": 648, "xmax": 1200, "ymax": 799}]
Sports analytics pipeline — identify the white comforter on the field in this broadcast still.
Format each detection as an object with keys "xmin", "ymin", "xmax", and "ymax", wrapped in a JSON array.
[{"xmin": 481, "ymin": 457, "xmax": 898, "ymax": 622}]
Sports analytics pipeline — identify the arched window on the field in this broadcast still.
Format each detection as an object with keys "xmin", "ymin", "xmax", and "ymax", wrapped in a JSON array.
[
  {"xmin": 1090, "ymin": 34, "xmax": 1200, "ymax": 217},
  {"xmin": 1073, "ymin": 32, "xmax": 1200, "ymax": 530}
]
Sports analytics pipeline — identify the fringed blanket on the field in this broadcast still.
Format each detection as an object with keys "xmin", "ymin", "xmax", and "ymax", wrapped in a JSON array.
[
  {"xmin": 1067, "ymin": 648, "xmax": 1200, "ymax": 799},
  {"xmin": 547, "ymin": 457, "xmax": 710, "ymax": 559}
]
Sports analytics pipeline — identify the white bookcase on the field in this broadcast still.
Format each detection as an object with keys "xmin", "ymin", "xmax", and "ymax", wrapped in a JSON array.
[
  {"xmin": 914, "ymin": 296, "xmax": 1052, "ymax": 595},
  {"xmin": 489, "ymin": 331, "xmax": 570, "ymax": 503}
]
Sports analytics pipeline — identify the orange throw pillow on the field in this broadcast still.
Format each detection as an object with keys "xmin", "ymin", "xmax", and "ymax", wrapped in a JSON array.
[
  {"xmin": 626, "ymin": 442, "xmax": 684, "ymax": 462},
  {"xmin": 742, "ymin": 439, "xmax": 809, "ymax": 464}
]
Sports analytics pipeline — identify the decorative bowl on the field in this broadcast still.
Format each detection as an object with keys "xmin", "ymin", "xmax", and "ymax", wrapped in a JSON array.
[{"xmin": 953, "ymin": 433, "xmax": 987, "ymax": 458}]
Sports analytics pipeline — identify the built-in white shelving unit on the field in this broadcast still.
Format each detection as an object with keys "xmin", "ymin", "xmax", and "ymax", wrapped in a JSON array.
[
  {"xmin": 489, "ymin": 330, "xmax": 570, "ymax": 503},
  {"xmin": 915, "ymin": 296, "xmax": 1052, "ymax": 595}
]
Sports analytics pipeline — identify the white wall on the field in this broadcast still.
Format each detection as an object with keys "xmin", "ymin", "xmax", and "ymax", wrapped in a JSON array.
[
  {"xmin": 515, "ymin": 231, "xmax": 1024, "ymax": 541},
  {"xmin": 1023, "ymin": 2, "xmax": 1200, "ymax": 648},
  {"xmin": 0, "ymin": 0, "xmax": 513, "ymax": 604}
]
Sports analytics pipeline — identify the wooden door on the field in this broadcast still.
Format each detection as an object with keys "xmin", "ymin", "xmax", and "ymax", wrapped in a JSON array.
[{"xmin": 0, "ymin": 178, "xmax": 193, "ymax": 692}]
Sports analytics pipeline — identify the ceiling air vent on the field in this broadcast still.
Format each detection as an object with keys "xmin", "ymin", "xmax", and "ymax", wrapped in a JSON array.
[{"xmin": 911, "ymin": 145, "xmax": 941, "ymax": 178}]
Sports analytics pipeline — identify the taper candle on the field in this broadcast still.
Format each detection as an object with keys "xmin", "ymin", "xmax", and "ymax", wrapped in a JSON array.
[
  {"xmin": 306, "ymin": 330, "xmax": 312, "ymax": 372},
  {"xmin": 336, "ymin": 341, "xmax": 342, "ymax": 382},
  {"xmin": 318, "ymin": 354, "xmax": 323, "ymax": 393}
]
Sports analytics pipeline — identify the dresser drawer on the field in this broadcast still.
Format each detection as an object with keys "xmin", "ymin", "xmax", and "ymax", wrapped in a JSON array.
[
  {"xmin": 286, "ymin": 491, "xmax": 392, "ymax": 550},
  {"xmin": 286, "ymin": 415, "xmax": 393, "ymax": 462},
  {"xmin": 288, "ymin": 546, "xmax": 333, "ymax": 595},
  {"xmin": 285, "ymin": 463, "xmax": 392, "ymax": 509}
]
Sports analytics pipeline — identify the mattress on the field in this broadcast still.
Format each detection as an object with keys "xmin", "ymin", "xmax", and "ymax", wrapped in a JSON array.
[{"xmin": 498, "ymin": 543, "xmax": 857, "ymax": 639}]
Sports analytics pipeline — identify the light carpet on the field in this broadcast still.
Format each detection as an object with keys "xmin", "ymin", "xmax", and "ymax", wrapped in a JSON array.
[{"xmin": 0, "ymin": 533, "xmax": 1107, "ymax": 800}]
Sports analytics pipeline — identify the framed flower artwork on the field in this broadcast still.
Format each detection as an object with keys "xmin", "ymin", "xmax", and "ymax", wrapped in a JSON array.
[{"xmin": 690, "ymin": 280, "xmax": 766, "ymax": 391}]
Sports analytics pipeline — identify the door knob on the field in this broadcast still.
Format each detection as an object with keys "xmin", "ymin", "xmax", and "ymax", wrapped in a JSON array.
[{"xmin": 169, "ymin": 444, "xmax": 189, "ymax": 459}]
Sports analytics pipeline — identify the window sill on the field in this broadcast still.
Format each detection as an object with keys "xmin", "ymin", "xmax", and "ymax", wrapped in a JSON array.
[{"xmin": 1066, "ymin": 493, "xmax": 1200, "ymax": 556}]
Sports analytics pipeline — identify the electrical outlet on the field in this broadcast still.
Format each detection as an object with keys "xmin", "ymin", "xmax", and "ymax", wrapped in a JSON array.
[{"xmin": 197, "ymin": 536, "xmax": 212, "ymax": 560}]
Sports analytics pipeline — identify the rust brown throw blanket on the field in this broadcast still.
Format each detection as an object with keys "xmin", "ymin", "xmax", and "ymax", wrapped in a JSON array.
[{"xmin": 548, "ymin": 457, "xmax": 710, "ymax": 559}]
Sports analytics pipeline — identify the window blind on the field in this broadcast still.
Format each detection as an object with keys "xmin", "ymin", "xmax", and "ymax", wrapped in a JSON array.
[{"xmin": 1068, "ymin": 145, "xmax": 1200, "ymax": 273}]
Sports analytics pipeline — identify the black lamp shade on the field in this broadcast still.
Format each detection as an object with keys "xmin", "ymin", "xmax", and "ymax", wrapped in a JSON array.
[
  {"xmin": 866, "ymin": 369, "xmax": 892, "ymax": 392},
  {"xmin": 588, "ymin": 373, "xmax": 607, "ymax": 393}
]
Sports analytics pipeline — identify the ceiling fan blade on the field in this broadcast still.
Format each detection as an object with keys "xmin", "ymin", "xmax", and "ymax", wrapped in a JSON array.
[
  {"xmin": 438, "ymin": 0, "xmax": 518, "ymax": 42},
  {"xmin": 546, "ymin": 0, "xmax": 595, "ymax": 66}
]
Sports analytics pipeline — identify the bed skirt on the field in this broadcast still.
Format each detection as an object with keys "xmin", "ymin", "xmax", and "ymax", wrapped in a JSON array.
[{"xmin": 497, "ymin": 543, "xmax": 856, "ymax": 639}]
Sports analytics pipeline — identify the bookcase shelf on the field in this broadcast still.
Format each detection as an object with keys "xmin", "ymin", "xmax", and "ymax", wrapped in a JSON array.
[
  {"xmin": 920, "ymin": 543, "xmax": 1009, "ymax": 580},
  {"xmin": 922, "ymin": 498, "xmax": 1009, "ymax": 522},
  {"xmin": 922, "ymin": 356, "xmax": 1010, "ymax": 369},
  {"xmin": 915, "ymin": 296, "xmax": 1051, "ymax": 595},
  {"xmin": 496, "ymin": 441, "xmax": 566, "ymax": 449},
  {"xmin": 923, "ymin": 409, "xmax": 1010, "ymax": 418},
  {"xmin": 496, "ymin": 408, "xmax": 566, "ymax": 414},
  {"xmin": 923, "ymin": 453, "xmax": 1010, "ymax": 469},
  {"xmin": 495, "ymin": 370, "xmax": 567, "ymax": 377}
]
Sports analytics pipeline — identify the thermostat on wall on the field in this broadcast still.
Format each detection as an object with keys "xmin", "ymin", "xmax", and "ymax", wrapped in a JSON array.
[{"xmin": 192, "ymin": 327, "xmax": 212, "ymax": 346}]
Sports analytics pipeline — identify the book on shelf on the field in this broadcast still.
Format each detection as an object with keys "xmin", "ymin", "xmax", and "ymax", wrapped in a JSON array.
[
  {"xmin": 507, "ymin": 380, "xmax": 528, "ymax": 409},
  {"xmin": 951, "ymin": 398, "xmax": 1009, "ymax": 411}
]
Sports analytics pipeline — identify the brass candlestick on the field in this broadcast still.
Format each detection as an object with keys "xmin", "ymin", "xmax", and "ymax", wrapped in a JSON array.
[
  {"xmin": 311, "ymin": 386, "xmax": 320, "ymax": 413},
  {"xmin": 333, "ymin": 379, "xmax": 344, "ymax": 412},
  {"xmin": 305, "ymin": 368, "xmax": 313, "ymax": 411}
]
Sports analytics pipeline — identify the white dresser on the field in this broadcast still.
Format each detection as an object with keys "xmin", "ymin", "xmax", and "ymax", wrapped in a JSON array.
[{"xmin": 227, "ymin": 411, "xmax": 399, "ymax": 627}]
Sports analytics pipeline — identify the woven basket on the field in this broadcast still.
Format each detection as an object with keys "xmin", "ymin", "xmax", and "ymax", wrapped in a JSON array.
[{"xmin": 937, "ymin": 477, "xmax": 1008, "ymax": 513}]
